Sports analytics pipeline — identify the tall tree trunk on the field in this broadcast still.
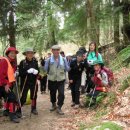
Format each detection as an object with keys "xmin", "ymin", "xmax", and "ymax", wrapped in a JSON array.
[
  {"xmin": 122, "ymin": 0, "xmax": 130, "ymax": 47},
  {"xmin": 8, "ymin": 7, "xmax": 16, "ymax": 47},
  {"xmin": 47, "ymin": 0, "xmax": 56, "ymax": 48},
  {"xmin": 87, "ymin": 0, "xmax": 100, "ymax": 45},
  {"xmin": 113, "ymin": 0, "xmax": 120, "ymax": 52}
]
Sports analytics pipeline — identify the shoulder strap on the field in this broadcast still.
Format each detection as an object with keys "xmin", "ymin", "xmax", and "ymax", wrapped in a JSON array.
[
  {"xmin": 96, "ymin": 52, "xmax": 99, "ymax": 58},
  {"xmin": 22, "ymin": 59, "xmax": 26, "ymax": 68},
  {"xmin": 47, "ymin": 58, "xmax": 51, "ymax": 73}
]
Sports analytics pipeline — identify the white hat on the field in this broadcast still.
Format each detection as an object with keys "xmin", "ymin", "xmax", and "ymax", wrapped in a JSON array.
[
  {"xmin": 51, "ymin": 45, "xmax": 61, "ymax": 50},
  {"xmin": 23, "ymin": 48, "xmax": 36, "ymax": 55}
]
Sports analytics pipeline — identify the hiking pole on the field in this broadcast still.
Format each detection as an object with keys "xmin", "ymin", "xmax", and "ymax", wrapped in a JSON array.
[
  {"xmin": 30, "ymin": 77, "xmax": 38, "ymax": 118},
  {"xmin": 15, "ymin": 75, "xmax": 24, "ymax": 118},
  {"xmin": 88, "ymin": 85, "xmax": 96, "ymax": 109},
  {"xmin": 20, "ymin": 76, "xmax": 28, "ymax": 98}
]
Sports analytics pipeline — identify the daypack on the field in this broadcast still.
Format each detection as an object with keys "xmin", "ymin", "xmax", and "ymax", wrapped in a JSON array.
[
  {"xmin": 47, "ymin": 57, "xmax": 66, "ymax": 74},
  {"xmin": 101, "ymin": 66, "xmax": 114, "ymax": 87}
]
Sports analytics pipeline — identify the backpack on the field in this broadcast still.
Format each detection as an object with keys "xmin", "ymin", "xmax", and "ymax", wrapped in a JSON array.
[
  {"xmin": 101, "ymin": 66, "xmax": 114, "ymax": 87},
  {"xmin": 47, "ymin": 57, "xmax": 66, "ymax": 74}
]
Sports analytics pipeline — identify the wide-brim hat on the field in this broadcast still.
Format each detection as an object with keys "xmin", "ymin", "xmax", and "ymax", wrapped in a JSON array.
[
  {"xmin": 51, "ymin": 45, "xmax": 61, "ymax": 50},
  {"xmin": 22, "ymin": 48, "xmax": 36, "ymax": 55},
  {"xmin": 92, "ymin": 60, "xmax": 104, "ymax": 66},
  {"xmin": 6, "ymin": 47, "xmax": 19, "ymax": 55}
]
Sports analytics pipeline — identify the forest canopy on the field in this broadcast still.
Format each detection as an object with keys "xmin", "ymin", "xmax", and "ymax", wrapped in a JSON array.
[{"xmin": 0, "ymin": 0, "xmax": 130, "ymax": 55}]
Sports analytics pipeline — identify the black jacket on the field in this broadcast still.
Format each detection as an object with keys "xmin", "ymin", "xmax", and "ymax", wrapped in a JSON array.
[
  {"xmin": 68, "ymin": 59, "xmax": 84, "ymax": 81},
  {"xmin": 19, "ymin": 58, "xmax": 39, "ymax": 87}
]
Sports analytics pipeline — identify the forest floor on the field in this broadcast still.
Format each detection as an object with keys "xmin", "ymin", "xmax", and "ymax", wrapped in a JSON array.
[{"xmin": 0, "ymin": 86, "xmax": 104, "ymax": 130}]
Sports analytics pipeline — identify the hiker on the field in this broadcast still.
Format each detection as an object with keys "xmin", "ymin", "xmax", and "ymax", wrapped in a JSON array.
[
  {"xmin": 85, "ymin": 41, "xmax": 103, "ymax": 93},
  {"xmin": 17, "ymin": 48, "xmax": 39, "ymax": 116},
  {"xmin": 44, "ymin": 45, "xmax": 70, "ymax": 115},
  {"xmin": 60, "ymin": 51, "xmax": 65, "ymax": 57},
  {"xmin": 66, "ymin": 53, "xmax": 73, "ymax": 66},
  {"xmin": 47, "ymin": 53, "xmax": 51, "ymax": 59},
  {"xmin": 86, "ymin": 60, "xmax": 108, "ymax": 107},
  {"xmin": 78, "ymin": 46, "xmax": 87, "ymax": 60},
  {"xmin": 39, "ymin": 58, "xmax": 47, "ymax": 94},
  {"xmin": 78, "ymin": 47, "xmax": 88, "ymax": 94},
  {"xmin": 68, "ymin": 50, "xmax": 85, "ymax": 109},
  {"xmin": 0, "ymin": 47, "xmax": 20, "ymax": 123}
]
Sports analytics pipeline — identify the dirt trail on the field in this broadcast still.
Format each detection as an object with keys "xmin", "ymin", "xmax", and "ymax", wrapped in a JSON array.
[{"xmin": 0, "ymin": 88, "xmax": 92, "ymax": 130}]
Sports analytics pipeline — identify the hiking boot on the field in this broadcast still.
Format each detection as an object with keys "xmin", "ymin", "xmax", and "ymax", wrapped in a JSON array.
[
  {"xmin": 31, "ymin": 109, "xmax": 38, "ymax": 115},
  {"xmin": 16, "ymin": 109, "xmax": 22, "ymax": 118},
  {"xmin": 3, "ymin": 110, "xmax": 9, "ymax": 116},
  {"xmin": 50, "ymin": 103, "xmax": 57, "ymax": 111},
  {"xmin": 9, "ymin": 113, "xmax": 20, "ymax": 123},
  {"xmin": 57, "ymin": 107, "xmax": 64, "ymax": 115},
  {"xmin": 71, "ymin": 102, "xmax": 75, "ymax": 107},
  {"xmin": 41, "ymin": 90, "xmax": 46, "ymax": 94},
  {"xmin": 74, "ymin": 104, "xmax": 80, "ymax": 109},
  {"xmin": 41, "ymin": 91, "xmax": 44, "ymax": 94}
]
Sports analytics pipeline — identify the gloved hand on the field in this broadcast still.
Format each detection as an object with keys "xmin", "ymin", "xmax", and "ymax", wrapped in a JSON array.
[
  {"xmin": 27, "ymin": 68, "xmax": 34, "ymax": 74},
  {"xmin": 88, "ymin": 60, "xmax": 93, "ymax": 65},
  {"xmin": 33, "ymin": 69, "xmax": 38, "ymax": 75}
]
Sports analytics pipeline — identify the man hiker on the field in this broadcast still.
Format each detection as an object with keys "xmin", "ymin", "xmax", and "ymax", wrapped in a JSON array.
[
  {"xmin": 44, "ymin": 45, "xmax": 70, "ymax": 115},
  {"xmin": 69, "ymin": 50, "xmax": 85, "ymax": 109},
  {"xmin": 0, "ymin": 47, "xmax": 20, "ymax": 123},
  {"xmin": 39, "ymin": 58, "xmax": 47, "ymax": 94},
  {"xmin": 16, "ymin": 48, "xmax": 39, "ymax": 116}
]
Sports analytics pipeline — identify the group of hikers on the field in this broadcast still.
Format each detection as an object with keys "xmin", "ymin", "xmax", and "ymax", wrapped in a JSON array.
[{"xmin": 0, "ymin": 41, "xmax": 113, "ymax": 123}]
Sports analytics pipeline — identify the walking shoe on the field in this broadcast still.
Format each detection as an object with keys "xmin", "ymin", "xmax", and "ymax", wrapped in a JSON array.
[
  {"xmin": 9, "ymin": 113, "xmax": 20, "ymax": 123},
  {"xmin": 57, "ymin": 107, "xmax": 64, "ymax": 115},
  {"xmin": 71, "ymin": 102, "xmax": 75, "ymax": 107},
  {"xmin": 41, "ymin": 91, "xmax": 44, "ymax": 94},
  {"xmin": 15, "ymin": 109, "xmax": 22, "ymax": 118},
  {"xmin": 74, "ymin": 104, "xmax": 80, "ymax": 109},
  {"xmin": 31, "ymin": 109, "xmax": 38, "ymax": 115},
  {"xmin": 3, "ymin": 110, "xmax": 9, "ymax": 116},
  {"xmin": 41, "ymin": 91, "xmax": 46, "ymax": 94},
  {"xmin": 50, "ymin": 103, "xmax": 57, "ymax": 111}
]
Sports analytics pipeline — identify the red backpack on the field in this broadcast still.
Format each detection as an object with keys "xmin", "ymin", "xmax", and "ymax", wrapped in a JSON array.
[{"xmin": 101, "ymin": 66, "xmax": 114, "ymax": 88}]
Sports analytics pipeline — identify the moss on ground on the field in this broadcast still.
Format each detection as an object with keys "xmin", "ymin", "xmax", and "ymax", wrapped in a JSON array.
[
  {"xmin": 119, "ymin": 76, "xmax": 130, "ymax": 93},
  {"xmin": 80, "ymin": 122, "xmax": 123, "ymax": 130}
]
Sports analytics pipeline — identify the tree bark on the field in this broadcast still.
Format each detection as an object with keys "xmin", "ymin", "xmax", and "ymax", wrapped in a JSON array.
[
  {"xmin": 122, "ymin": 0, "xmax": 130, "ymax": 47},
  {"xmin": 87, "ymin": 0, "xmax": 100, "ymax": 45},
  {"xmin": 113, "ymin": 0, "xmax": 120, "ymax": 52},
  {"xmin": 8, "ymin": 7, "xmax": 16, "ymax": 47}
]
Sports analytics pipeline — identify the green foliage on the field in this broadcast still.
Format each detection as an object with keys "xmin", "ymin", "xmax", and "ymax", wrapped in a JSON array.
[
  {"xmin": 96, "ymin": 92, "xmax": 107, "ymax": 104},
  {"xmin": 84, "ymin": 122, "xmax": 122, "ymax": 130},
  {"xmin": 110, "ymin": 46, "xmax": 130, "ymax": 70},
  {"xmin": 119, "ymin": 76, "xmax": 130, "ymax": 92},
  {"xmin": 84, "ymin": 92, "xmax": 107, "ymax": 108},
  {"xmin": 106, "ymin": 92, "xmax": 116, "ymax": 105},
  {"xmin": 58, "ymin": 5, "xmax": 87, "ymax": 45}
]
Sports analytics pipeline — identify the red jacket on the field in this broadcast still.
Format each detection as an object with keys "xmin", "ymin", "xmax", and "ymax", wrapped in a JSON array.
[
  {"xmin": 92, "ymin": 70, "xmax": 107, "ymax": 92},
  {"xmin": 0, "ymin": 58, "xmax": 16, "ymax": 87}
]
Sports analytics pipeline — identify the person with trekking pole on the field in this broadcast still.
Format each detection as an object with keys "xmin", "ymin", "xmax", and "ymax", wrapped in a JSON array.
[
  {"xmin": 16, "ymin": 48, "xmax": 39, "ymax": 117},
  {"xmin": 0, "ymin": 47, "xmax": 20, "ymax": 123},
  {"xmin": 68, "ymin": 50, "xmax": 85, "ymax": 109},
  {"xmin": 86, "ymin": 60, "xmax": 108, "ymax": 107},
  {"xmin": 85, "ymin": 42, "xmax": 103, "ymax": 93},
  {"xmin": 78, "ymin": 47, "xmax": 88, "ymax": 94},
  {"xmin": 39, "ymin": 58, "xmax": 47, "ymax": 94},
  {"xmin": 44, "ymin": 45, "xmax": 70, "ymax": 115}
]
